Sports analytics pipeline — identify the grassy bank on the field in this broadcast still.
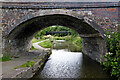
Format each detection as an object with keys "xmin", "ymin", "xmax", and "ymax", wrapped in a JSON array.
[
  {"xmin": 32, "ymin": 39, "xmax": 43, "ymax": 43},
  {"xmin": 14, "ymin": 61, "xmax": 35, "ymax": 69},
  {"xmin": 30, "ymin": 46, "xmax": 38, "ymax": 50},
  {"xmin": 38, "ymin": 40, "xmax": 53, "ymax": 48},
  {"xmin": 54, "ymin": 36, "xmax": 82, "ymax": 50},
  {"xmin": 32, "ymin": 35, "xmax": 82, "ymax": 52}
]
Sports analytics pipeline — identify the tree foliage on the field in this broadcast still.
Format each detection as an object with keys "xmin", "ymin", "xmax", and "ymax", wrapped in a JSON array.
[{"xmin": 34, "ymin": 25, "xmax": 78, "ymax": 38}]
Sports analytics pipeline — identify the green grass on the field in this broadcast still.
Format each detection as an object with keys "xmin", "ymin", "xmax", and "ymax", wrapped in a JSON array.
[
  {"xmin": 38, "ymin": 40, "xmax": 52, "ymax": 48},
  {"xmin": 32, "ymin": 36, "xmax": 82, "ymax": 52},
  {"xmin": 30, "ymin": 46, "xmax": 38, "ymax": 50},
  {"xmin": 53, "ymin": 36, "xmax": 66, "ymax": 40},
  {"xmin": 0, "ymin": 55, "xmax": 11, "ymax": 62},
  {"xmin": 32, "ymin": 39, "xmax": 43, "ymax": 43},
  {"xmin": 14, "ymin": 61, "xmax": 35, "ymax": 69}
]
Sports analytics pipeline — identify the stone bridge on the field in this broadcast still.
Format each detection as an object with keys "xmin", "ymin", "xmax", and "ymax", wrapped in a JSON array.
[{"xmin": 1, "ymin": 2, "xmax": 118, "ymax": 63}]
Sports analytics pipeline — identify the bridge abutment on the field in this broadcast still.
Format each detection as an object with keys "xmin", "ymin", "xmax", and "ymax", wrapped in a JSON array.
[
  {"xmin": 2, "ymin": 37, "xmax": 32, "ymax": 57},
  {"xmin": 81, "ymin": 36, "xmax": 107, "ymax": 62}
]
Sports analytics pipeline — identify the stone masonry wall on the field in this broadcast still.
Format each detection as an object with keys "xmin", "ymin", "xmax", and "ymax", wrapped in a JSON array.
[{"xmin": 1, "ymin": 3, "xmax": 108, "ymax": 63}]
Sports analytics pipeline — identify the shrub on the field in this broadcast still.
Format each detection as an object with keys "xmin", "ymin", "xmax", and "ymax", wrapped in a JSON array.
[
  {"xmin": 73, "ymin": 37, "xmax": 82, "ymax": 46},
  {"xmin": 102, "ymin": 28, "xmax": 120, "ymax": 78},
  {"xmin": 105, "ymin": 31, "xmax": 120, "ymax": 53},
  {"xmin": 103, "ymin": 52, "xmax": 120, "ymax": 77}
]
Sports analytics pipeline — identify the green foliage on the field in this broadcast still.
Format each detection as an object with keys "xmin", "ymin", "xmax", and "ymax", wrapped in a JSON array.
[
  {"xmin": 102, "ymin": 28, "xmax": 120, "ymax": 78},
  {"xmin": 68, "ymin": 44, "xmax": 82, "ymax": 52},
  {"xmin": 34, "ymin": 26, "xmax": 78, "ymax": 38},
  {"xmin": 53, "ymin": 36, "xmax": 66, "ymax": 40},
  {"xmin": 73, "ymin": 37, "xmax": 82, "ymax": 46},
  {"xmin": 0, "ymin": 55, "xmax": 11, "ymax": 62},
  {"xmin": 33, "ymin": 25, "xmax": 82, "ymax": 52},
  {"xmin": 14, "ymin": 61, "xmax": 35, "ymax": 69},
  {"xmin": 65, "ymin": 36, "xmax": 73, "ymax": 41},
  {"xmin": 73, "ymin": 37, "xmax": 82, "ymax": 52},
  {"xmin": 30, "ymin": 46, "xmax": 38, "ymax": 50},
  {"xmin": 38, "ymin": 40, "xmax": 53, "ymax": 48},
  {"xmin": 32, "ymin": 39, "xmax": 43, "ymax": 43},
  {"xmin": 105, "ymin": 30, "xmax": 120, "ymax": 53},
  {"xmin": 102, "ymin": 52, "xmax": 120, "ymax": 78},
  {"xmin": 64, "ymin": 36, "xmax": 82, "ymax": 52}
]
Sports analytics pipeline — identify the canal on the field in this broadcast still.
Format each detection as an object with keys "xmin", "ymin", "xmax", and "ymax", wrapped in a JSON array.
[{"xmin": 32, "ymin": 40, "xmax": 111, "ymax": 79}]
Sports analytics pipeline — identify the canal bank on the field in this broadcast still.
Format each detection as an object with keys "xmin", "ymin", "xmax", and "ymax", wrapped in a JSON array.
[
  {"xmin": 2, "ymin": 41, "xmax": 51, "ymax": 79},
  {"xmin": 1, "ymin": 39, "xmax": 114, "ymax": 79}
]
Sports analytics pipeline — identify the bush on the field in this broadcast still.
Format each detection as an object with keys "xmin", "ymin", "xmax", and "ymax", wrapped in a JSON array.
[
  {"xmin": 65, "ymin": 36, "xmax": 73, "ymax": 41},
  {"xmin": 102, "ymin": 28, "xmax": 120, "ymax": 78},
  {"xmin": 105, "ymin": 31, "xmax": 120, "ymax": 53},
  {"xmin": 103, "ymin": 52, "xmax": 120, "ymax": 77},
  {"xmin": 73, "ymin": 37, "xmax": 82, "ymax": 46}
]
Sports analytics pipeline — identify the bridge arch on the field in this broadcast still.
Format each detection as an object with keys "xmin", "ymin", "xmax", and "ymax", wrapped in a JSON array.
[{"xmin": 4, "ymin": 14, "xmax": 106, "ymax": 62}]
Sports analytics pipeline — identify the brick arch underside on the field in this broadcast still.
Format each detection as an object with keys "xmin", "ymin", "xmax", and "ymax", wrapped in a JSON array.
[{"xmin": 5, "ymin": 14, "xmax": 106, "ymax": 62}]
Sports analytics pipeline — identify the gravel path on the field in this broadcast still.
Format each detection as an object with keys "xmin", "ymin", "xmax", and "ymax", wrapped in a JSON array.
[{"xmin": 32, "ymin": 39, "xmax": 51, "ymax": 52}]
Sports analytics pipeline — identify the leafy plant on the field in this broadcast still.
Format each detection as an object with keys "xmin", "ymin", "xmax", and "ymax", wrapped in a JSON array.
[
  {"xmin": 102, "ymin": 52, "xmax": 120, "ymax": 77},
  {"xmin": 102, "ymin": 28, "xmax": 120, "ymax": 78},
  {"xmin": 105, "ymin": 30, "xmax": 120, "ymax": 53}
]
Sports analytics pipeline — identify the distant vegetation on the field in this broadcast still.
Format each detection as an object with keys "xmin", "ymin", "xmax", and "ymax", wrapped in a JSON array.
[
  {"xmin": 32, "ymin": 26, "xmax": 82, "ymax": 52},
  {"xmin": 34, "ymin": 25, "xmax": 78, "ymax": 39},
  {"xmin": 32, "ymin": 39, "xmax": 43, "ymax": 43}
]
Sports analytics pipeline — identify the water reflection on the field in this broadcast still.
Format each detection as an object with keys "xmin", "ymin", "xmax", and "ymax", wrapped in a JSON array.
[
  {"xmin": 39, "ymin": 50, "xmax": 83, "ymax": 78},
  {"xmin": 53, "ymin": 40, "xmax": 82, "ymax": 52},
  {"xmin": 33, "ymin": 40, "xmax": 111, "ymax": 78}
]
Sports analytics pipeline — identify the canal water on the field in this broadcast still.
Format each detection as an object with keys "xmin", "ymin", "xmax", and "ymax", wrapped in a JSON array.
[{"xmin": 33, "ymin": 40, "xmax": 111, "ymax": 79}]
